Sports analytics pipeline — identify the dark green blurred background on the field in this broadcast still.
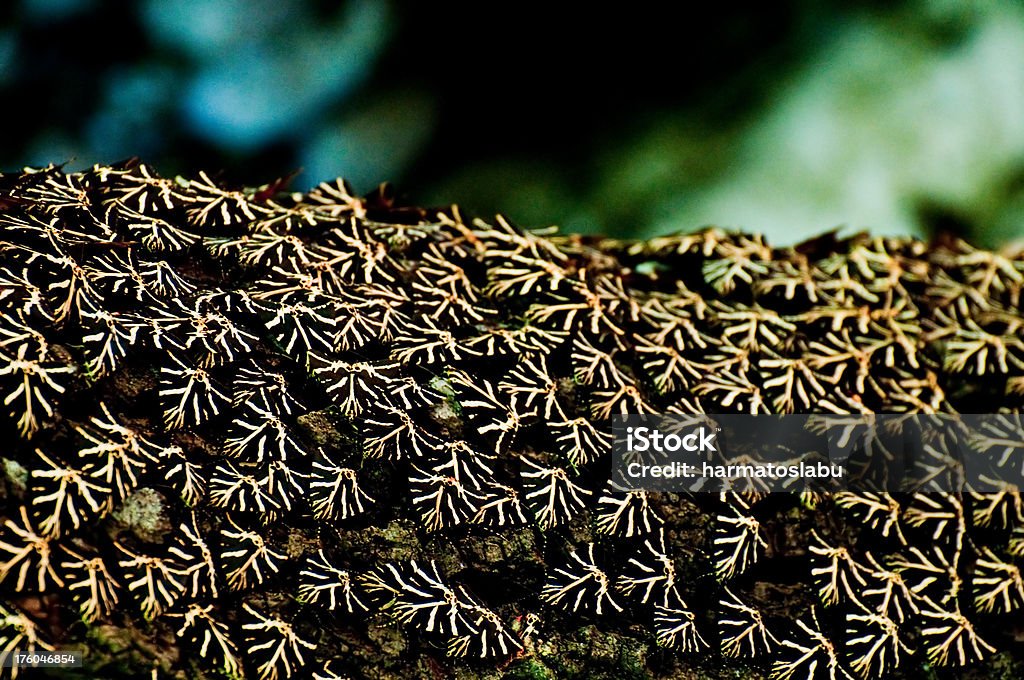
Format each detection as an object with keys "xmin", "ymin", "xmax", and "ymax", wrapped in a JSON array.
[{"xmin": 3, "ymin": 0, "xmax": 1024, "ymax": 247}]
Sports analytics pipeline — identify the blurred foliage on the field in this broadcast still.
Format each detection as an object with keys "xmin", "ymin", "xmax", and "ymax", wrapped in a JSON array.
[{"xmin": 2, "ymin": 0, "xmax": 1024, "ymax": 247}]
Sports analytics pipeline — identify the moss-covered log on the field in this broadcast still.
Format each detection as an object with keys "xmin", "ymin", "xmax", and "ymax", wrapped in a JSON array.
[{"xmin": 0, "ymin": 162, "xmax": 1022, "ymax": 679}]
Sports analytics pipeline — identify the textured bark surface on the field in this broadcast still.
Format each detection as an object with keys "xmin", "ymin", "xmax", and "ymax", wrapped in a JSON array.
[{"xmin": 0, "ymin": 163, "xmax": 1022, "ymax": 679}]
